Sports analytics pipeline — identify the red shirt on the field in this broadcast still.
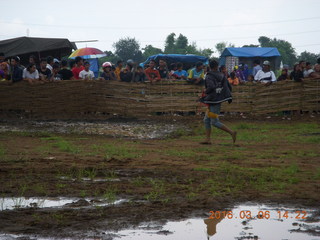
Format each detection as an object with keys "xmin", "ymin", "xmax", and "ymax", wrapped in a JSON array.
[
  {"xmin": 72, "ymin": 66, "xmax": 85, "ymax": 79},
  {"xmin": 145, "ymin": 67, "xmax": 161, "ymax": 81}
]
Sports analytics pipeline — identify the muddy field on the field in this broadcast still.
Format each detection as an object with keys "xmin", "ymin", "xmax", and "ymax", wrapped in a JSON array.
[{"xmin": 0, "ymin": 116, "xmax": 319, "ymax": 239}]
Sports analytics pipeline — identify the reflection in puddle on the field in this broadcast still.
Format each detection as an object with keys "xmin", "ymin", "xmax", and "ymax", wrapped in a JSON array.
[
  {"xmin": 0, "ymin": 197, "xmax": 125, "ymax": 210},
  {"xmin": 0, "ymin": 234, "xmax": 107, "ymax": 240},
  {"xmin": 111, "ymin": 204, "xmax": 320, "ymax": 240}
]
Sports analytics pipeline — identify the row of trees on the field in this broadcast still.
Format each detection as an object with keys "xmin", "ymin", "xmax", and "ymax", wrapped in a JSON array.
[{"xmin": 102, "ymin": 33, "xmax": 319, "ymax": 67}]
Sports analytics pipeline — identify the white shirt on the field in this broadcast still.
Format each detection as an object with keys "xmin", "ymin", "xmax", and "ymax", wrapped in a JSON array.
[
  {"xmin": 254, "ymin": 70, "xmax": 276, "ymax": 83},
  {"xmin": 303, "ymin": 69, "xmax": 314, "ymax": 78},
  {"xmin": 46, "ymin": 64, "xmax": 53, "ymax": 73},
  {"xmin": 79, "ymin": 70, "xmax": 95, "ymax": 80},
  {"xmin": 23, "ymin": 68, "xmax": 39, "ymax": 79}
]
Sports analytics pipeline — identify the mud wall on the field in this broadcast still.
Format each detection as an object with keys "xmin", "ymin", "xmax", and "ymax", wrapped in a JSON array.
[{"xmin": 0, "ymin": 79, "xmax": 319, "ymax": 119}]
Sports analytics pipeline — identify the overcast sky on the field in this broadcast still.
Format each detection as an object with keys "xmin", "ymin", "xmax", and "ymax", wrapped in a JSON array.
[{"xmin": 1, "ymin": 0, "xmax": 320, "ymax": 57}]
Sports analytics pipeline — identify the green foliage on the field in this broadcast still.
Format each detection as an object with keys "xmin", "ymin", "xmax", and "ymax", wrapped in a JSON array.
[
  {"xmin": 113, "ymin": 37, "xmax": 143, "ymax": 62},
  {"xmin": 175, "ymin": 34, "xmax": 188, "ymax": 53},
  {"xmin": 164, "ymin": 32, "xmax": 213, "ymax": 57},
  {"xmin": 142, "ymin": 45, "xmax": 163, "ymax": 61},
  {"xmin": 215, "ymin": 41, "xmax": 235, "ymax": 56},
  {"xmin": 297, "ymin": 51, "xmax": 319, "ymax": 65},
  {"xmin": 164, "ymin": 33, "xmax": 188, "ymax": 54},
  {"xmin": 198, "ymin": 48, "xmax": 214, "ymax": 58},
  {"xmin": 164, "ymin": 33, "xmax": 176, "ymax": 53},
  {"xmin": 99, "ymin": 51, "xmax": 120, "ymax": 65},
  {"xmin": 258, "ymin": 36, "xmax": 297, "ymax": 67}
]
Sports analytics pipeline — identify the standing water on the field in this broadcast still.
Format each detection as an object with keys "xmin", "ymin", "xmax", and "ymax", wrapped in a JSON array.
[{"xmin": 110, "ymin": 203, "xmax": 320, "ymax": 240}]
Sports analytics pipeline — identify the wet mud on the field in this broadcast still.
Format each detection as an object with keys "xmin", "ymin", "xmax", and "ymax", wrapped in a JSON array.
[{"xmin": 0, "ymin": 118, "xmax": 319, "ymax": 239}]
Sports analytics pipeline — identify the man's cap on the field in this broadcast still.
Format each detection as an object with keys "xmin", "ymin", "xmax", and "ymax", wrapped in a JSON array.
[{"xmin": 263, "ymin": 60, "xmax": 270, "ymax": 66}]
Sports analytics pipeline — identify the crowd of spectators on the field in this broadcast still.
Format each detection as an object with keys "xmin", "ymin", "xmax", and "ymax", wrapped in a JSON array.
[
  {"xmin": 224, "ymin": 59, "xmax": 320, "ymax": 86},
  {"xmin": 0, "ymin": 52, "xmax": 319, "ymax": 86}
]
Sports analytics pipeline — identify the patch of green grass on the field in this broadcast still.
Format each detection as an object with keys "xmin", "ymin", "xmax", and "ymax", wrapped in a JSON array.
[
  {"xmin": 102, "ymin": 187, "xmax": 117, "ymax": 204},
  {"xmin": 284, "ymin": 163, "xmax": 299, "ymax": 175},
  {"xmin": 0, "ymin": 145, "xmax": 6, "ymax": 158},
  {"xmin": 144, "ymin": 179, "xmax": 166, "ymax": 202},
  {"xmin": 104, "ymin": 169, "xmax": 117, "ymax": 179},
  {"xmin": 56, "ymin": 183, "xmax": 67, "ymax": 189},
  {"xmin": 51, "ymin": 213, "xmax": 65, "ymax": 225},
  {"xmin": 132, "ymin": 176, "xmax": 144, "ymax": 187},
  {"xmin": 33, "ymin": 183, "xmax": 48, "ymax": 195},
  {"xmin": 41, "ymin": 136, "xmax": 61, "ymax": 141},
  {"xmin": 191, "ymin": 125, "xmax": 205, "ymax": 136},
  {"xmin": 255, "ymin": 151, "xmax": 278, "ymax": 160},
  {"xmin": 236, "ymin": 131, "xmax": 267, "ymax": 142},
  {"xmin": 164, "ymin": 149, "xmax": 197, "ymax": 158},
  {"xmin": 193, "ymin": 167, "xmax": 212, "ymax": 172},
  {"xmin": 79, "ymin": 190, "xmax": 87, "ymax": 198},
  {"xmin": 83, "ymin": 144, "xmax": 101, "ymax": 157},
  {"xmin": 294, "ymin": 123, "xmax": 319, "ymax": 134},
  {"xmin": 99, "ymin": 143, "xmax": 144, "ymax": 160},
  {"xmin": 203, "ymin": 161, "xmax": 302, "ymax": 194},
  {"xmin": 36, "ymin": 145, "xmax": 53, "ymax": 155},
  {"xmin": 234, "ymin": 123, "xmax": 254, "ymax": 130},
  {"xmin": 217, "ymin": 151, "xmax": 246, "ymax": 161},
  {"xmin": 41, "ymin": 136, "xmax": 80, "ymax": 154},
  {"xmin": 301, "ymin": 136, "xmax": 320, "ymax": 144},
  {"xmin": 54, "ymin": 139, "xmax": 80, "ymax": 153},
  {"xmin": 168, "ymin": 127, "xmax": 191, "ymax": 138},
  {"xmin": 84, "ymin": 168, "xmax": 97, "ymax": 180},
  {"xmin": 18, "ymin": 183, "xmax": 28, "ymax": 196},
  {"xmin": 67, "ymin": 167, "xmax": 85, "ymax": 180},
  {"xmin": 314, "ymin": 168, "xmax": 320, "ymax": 180},
  {"xmin": 296, "ymin": 150, "xmax": 319, "ymax": 158},
  {"xmin": 187, "ymin": 192, "xmax": 197, "ymax": 200},
  {"xmin": 278, "ymin": 150, "xmax": 319, "ymax": 160}
]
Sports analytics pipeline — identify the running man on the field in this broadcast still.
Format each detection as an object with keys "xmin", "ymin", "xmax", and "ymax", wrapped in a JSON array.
[{"xmin": 202, "ymin": 59, "xmax": 237, "ymax": 144}]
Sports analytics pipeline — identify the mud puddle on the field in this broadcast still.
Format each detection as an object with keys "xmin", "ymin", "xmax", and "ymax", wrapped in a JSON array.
[
  {"xmin": 110, "ymin": 203, "xmax": 320, "ymax": 240},
  {"xmin": 59, "ymin": 176, "xmax": 121, "ymax": 182},
  {"xmin": 0, "ymin": 197, "xmax": 125, "ymax": 211},
  {"xmin": 0, "ymin": 120, "xmax": 183, "ymax": 139},
  {"xmin": 0, "ymin": 203, "xmax": 319, "ymax": 240}
]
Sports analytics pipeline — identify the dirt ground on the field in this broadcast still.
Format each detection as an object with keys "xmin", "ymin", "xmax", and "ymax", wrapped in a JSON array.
[{"xmin": 0, "ymin": 116, "xmax": 319, "ymax": 239}]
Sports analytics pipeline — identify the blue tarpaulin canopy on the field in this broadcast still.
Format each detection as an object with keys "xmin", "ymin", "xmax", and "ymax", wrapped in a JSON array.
[
  {"xmin": 220, "ymin": 47, "xmax": 280, "ymax": 58},
  {"xmin": 219, "ymin": 47, "xmax": 281, "ymax": 71},
  {"xmin": 140, "ymin": 54, "xmax": 208, "ymax": 68}
]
